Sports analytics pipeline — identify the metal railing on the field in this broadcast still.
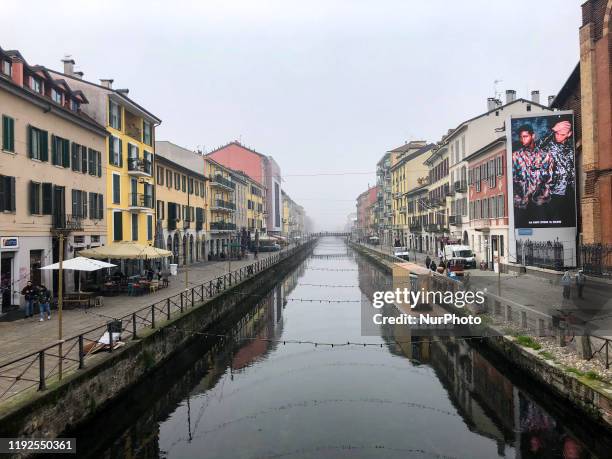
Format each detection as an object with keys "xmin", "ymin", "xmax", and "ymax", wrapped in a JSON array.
[
  {"xmin": 0, "ymin": 241, "xmax": 313, "ymax": 403},
  {"xmin": 212, "ymin": 199, "xmax": 236, "ymax": 211},
  {"xmin": 516, "ymin": 239, "xmax": 564, "ymax": 271},
  {"xmin": 52, "ymin": 214, "xmax": 83, "ymax": 232},
  {"xmin": 454, "ymin": 180, "xmax": 467, "ymax": 193},
  {"xmin": 128, "ymin": 193, "xmax": 154, "ymax": 209},
  {"xmin": 127, "ymin": 158, "xmax": 152, "ymax": 175},
  {"xmin": 580, "ymin": 243, "xmax": 612, "ymax": 278},
  {"xmin": 211, "ymin": 175, "xmax": 236, "ymax": 190},
  {"xmin": 210, "ymin": 221, "xmax": 236, "ymax": 231}
]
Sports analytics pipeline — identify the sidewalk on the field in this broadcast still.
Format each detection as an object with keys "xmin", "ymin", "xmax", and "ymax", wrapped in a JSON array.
[
  {"xmin": 0, "ymin": 249, "xmax": 284, "ymax": 366},
  {"xmin": 358, "ymin": 242, "xmax": 612, "ymax": 335}
]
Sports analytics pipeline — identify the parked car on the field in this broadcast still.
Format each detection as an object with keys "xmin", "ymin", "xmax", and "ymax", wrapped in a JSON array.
[{"xmin": 393, "ymin": 248, "xmax": 410, "ymax": 261}]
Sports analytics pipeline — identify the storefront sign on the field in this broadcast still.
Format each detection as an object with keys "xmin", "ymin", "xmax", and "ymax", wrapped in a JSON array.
[{"xmin": 0, "ymin": 237, "xmax": 18, "ymax": 249}]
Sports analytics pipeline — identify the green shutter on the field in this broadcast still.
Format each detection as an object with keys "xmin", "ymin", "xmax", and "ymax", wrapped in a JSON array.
[
  {"xmin": 114, "ymin": 212, "xmax": 123, "ymax": 241},
  {"xmin": 51, "ymin": 135, "xmax": 57, "ymax": 165},
  {"xmin": 9, "ymin": 177, "xmax": 15, "ymax": 212},
  {"xmin": 0, "ymin": 175, "xmax": 5, "ymax": 212},
  {"xmin": 62, "ymin": 139, "xmax": 70, "ymax": 168},
  {"xmin": 118, "ymin": 139, "xmax": 123, "ymax": 167},
  {"xmin": 98, "ymin": 194, "xmax": 104, "ymax": 220},
  {"xmin": 71, "ymin": 143, "xmax": 79, "ymax": 171},
  {"xmin": 29, "ymin": 181, "xmax": 35, "ymax": 214},
  {"xmin": 42, "ymin": 183, "xmax": 52, "ymax": 214},
  {"xmin": 108, "ymin": 137, "xmax": 113, "ymax": 165},
  {"xmin": 97, "ymin": 151, "xmax": 102, "ymax": 177},
  {"xmin": 40, "ymin": 130, "xmax": 48, "ymax": 162},
  {"xmin": 27, "ymin": 125, "xmax": 33, "ymax": 158}
]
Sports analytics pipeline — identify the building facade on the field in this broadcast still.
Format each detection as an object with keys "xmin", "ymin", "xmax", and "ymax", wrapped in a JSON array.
[
  {"xmin": 424, "ymin": 142, "xmax": 450, "ymax": 255},
  {"xmin": 49, "ymin": 59, "xmax": 161, "ymax": 252},
  {"xmin": 0, "ymin": 48, "xmax": 108, "ymax": 311},
  {"xmin": 375, "ymin": 151, "xmax": 396, "ymax": 246},
  {"xmin": 281, "ymin": 191, "xmax": 305, "ymax": 241},
  {"xmin": 154, "ymin": 141, "xmax": 208, "ymax": 266},
  {"xmin": 205, "ymin": 157, "xmax": 237, "ymax": 257}
]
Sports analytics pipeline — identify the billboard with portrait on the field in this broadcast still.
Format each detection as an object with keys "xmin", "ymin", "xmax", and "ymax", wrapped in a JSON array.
[{"xmin": 506, "ymin": 112, "xmax": 577, "ymax": 267}]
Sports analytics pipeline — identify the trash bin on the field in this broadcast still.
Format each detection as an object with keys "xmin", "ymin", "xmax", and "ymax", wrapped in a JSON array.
[{"xmin": 170, "ymin": 264, "xmax": 178, "ymax": 276}]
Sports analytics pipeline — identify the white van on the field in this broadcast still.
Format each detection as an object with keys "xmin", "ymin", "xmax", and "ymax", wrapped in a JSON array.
[{"xmin": 444, "ymin": 244, "xmax": 476, "ymax": 268}]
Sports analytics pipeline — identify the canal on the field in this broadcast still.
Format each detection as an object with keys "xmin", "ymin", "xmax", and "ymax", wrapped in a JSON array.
[{"xmin": 66, "ymin": 237, "xmax": 612, "ymax": 458}]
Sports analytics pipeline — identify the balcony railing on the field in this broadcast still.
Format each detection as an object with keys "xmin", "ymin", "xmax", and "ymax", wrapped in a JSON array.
[
  {"xmin": 52, "ymin": 214, "xmax": 83, "ymax": 232},
  {"xmin": 429, "ymin": 197, "xmax": 443, "ymax": 207},
  {"xmin": 409, "ymin": 223, "xmax": 422, "ymax": 232},
  {"xmin": 454, "ymin": 180, "xmax": 467, "ymax": 193},
  {"xmin": 471, "ymin": 218, "xmax": 492, "ymax": 229},
  {"xmin": 128, "ymin": 193, "xmax": 153, "ymax": 209},
  {"xmin": 448, "ymin": 215, "xmax": 464, "ymax": 226},
  {"xmin": 211, "ymin": 175, "xmax": 236, "ymax": 190},
  {"xmin": 210, "ymin": 221, "xmax": 236, "ymax": 231},
  {"xmin": 128, "ymin": 158, "xmax": 152, "ymax": 176},
  {"xmin": 212, "ymin": 199, "xmax": 236, "ymax": 211}
]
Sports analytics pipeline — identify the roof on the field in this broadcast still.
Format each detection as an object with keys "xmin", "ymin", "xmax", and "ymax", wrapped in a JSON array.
[
  {"xmin": 390, "ymin": 143, "xmax": 436, "ymax": 171},
  {"xmin": 463, "ymin": 136, "xmax": 506, "ymax": 163},
  {"xmin": 387, "ymin": 140, "xmax": 428, "ymax": 153},
  {"xmin": 444, "ymin": 98, "xmax": 553, "ymax": 143},
  {"xmin": 207, "ymin": 140, "xmax": 268, "ymax": 159},
  {"xmin": 154, "ymin": 141, "xmax": 208, "ymax": 181},
  {"xmin": 551, "ymin": 63, "xmax": 580, "ymax": 109},
  {"xmin": 405, "ymin": 184, "xmax": 429, "ymax": 196}
]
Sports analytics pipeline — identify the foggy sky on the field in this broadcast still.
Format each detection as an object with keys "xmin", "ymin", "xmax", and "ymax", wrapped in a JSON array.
[{"xmin": 2, "ymin": 0, "xmax": 582, "ymax": 231}]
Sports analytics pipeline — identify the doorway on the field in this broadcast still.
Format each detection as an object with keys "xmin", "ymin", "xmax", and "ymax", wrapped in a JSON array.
[{"xmin": 1, "ymin": 255, "xmax": 13, "ymax": 311}]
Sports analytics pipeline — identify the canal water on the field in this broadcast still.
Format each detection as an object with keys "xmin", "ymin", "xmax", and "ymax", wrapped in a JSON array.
[{"xmin": 68, "ymin": 237, "xmax": 612, "ymax": 458}]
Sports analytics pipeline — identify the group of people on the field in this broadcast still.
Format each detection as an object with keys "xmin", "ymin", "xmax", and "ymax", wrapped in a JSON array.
[
  {"xmin": 20, "ymin": 281, "xmax": 52, "ymax": 321},
  {"xmin": 561, "ymin": 269, "xmax": 586, "ymax": 299},
  {"xmin": 424, "ymin": 255, "xmax": 457, "ymax": 278}
]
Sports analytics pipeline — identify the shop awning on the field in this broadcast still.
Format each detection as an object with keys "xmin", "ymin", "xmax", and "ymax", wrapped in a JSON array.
[
  {"xmin": 79, "ymin": 242, "xmax": 173, "ymax": 260},
  {"xmin": 40, "ymin": 257, "xmax": 116, "ymax": 271}
]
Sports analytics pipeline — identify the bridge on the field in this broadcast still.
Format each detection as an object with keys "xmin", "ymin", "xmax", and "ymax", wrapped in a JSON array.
[{"xmin": 311, "ymin": 232, "xmax": 350, "ymax": 237}]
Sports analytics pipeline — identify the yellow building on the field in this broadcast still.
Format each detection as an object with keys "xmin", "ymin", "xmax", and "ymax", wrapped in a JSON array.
[
  {"xmin": 246, "ymin": 176, "xmax": 266, "ymax": 233},
  {"xmin": 281, "ymin": 191, "xmax": 305, "ymax": 241},
  {"xmin": 204, "ymin": 157, "xmax": 237, "ymax": 257},
  {"xmin": 389, "ymin": 142, "xmax": 434, "ymax": 246},
  {"xmin": 154, "ymin": 141, "xmax": 207, "ymax": 266},
  {"xmin": 50, "ymin": 61, "xmax": 161, "ymax": 253}
]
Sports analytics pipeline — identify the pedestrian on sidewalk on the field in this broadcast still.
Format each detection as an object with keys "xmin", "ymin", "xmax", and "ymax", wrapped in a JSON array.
[
  {"xmin": 576, "ymin": 269, "xmax": 586, "ymax": 299},
  {"xmin": 425, "ymin": 255, "xmax": 431, "ymax": 269},
  {"xmin": 36, "ymin": 284, "xmax": 51, "ymax": 321},
  {"xmin": 21, "ymin": 281, "xmax": 35, "ymax": 318},
  {"xmin": 561, "ymin": 270, "xmax": 572, "ymax": 299},
  {"xmin": 429, "ymin": 260, "xmax": 437, "ymax": 273}
]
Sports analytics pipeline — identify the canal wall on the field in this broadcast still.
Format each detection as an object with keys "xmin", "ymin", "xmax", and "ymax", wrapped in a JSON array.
[
  {"xmin": 350, "ymin": 241, "xmax": 612, "ymax": 431},
  {"xmin": 0, "ymin": 241, "xmax": 315, "ymax": 441}
]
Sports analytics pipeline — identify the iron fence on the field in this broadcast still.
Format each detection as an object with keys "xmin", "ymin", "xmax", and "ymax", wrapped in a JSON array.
[
  {"xmin": 516, "ymin": 239, "xmax": 564, "ymax": 270},
  {"xmin": 0, "ymin": 241, "xmax": 312, "ymax": 403},
  {"xmin": 580, "ymin": 243, "xmax": 612, "ymax": 278}
]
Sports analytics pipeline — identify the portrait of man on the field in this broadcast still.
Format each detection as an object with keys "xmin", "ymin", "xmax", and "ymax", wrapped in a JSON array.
[{"xmin": 510, "ymin": 114, "xmax": 576, "ymax": 228}]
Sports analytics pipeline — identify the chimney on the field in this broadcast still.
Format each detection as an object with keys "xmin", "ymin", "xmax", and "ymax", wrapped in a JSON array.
[
  {"xmin": 100, "ymin": 79, "xmax": 114, "ymax": 89},
  {"xmin": 116, "ymin": 88, "xmax": 129, "ymax": 95},
  {"xmin": 548, "ymin": 95, "xmax": 555, "ymax": 106},
  {"xmin": 487, "ymin": 97, "xmax": 496, "ymax": 111},
  {"xmin": 74, "ymin": 71, "xmax": 84, "ymax": 79},
  {"xmin": 62, "ymin": 57, "xmax": 75, "ymax": 76},
  {"xmin": 531, "ymin": 90, "xmax": 540, "ymax": 104},
  {"xmin": 10, "ymin": 56, "xmax": 24, "ymax": 87},
  {"xmin": 505, "ymin": 89, "xmax": 516, "ymax": 104}
]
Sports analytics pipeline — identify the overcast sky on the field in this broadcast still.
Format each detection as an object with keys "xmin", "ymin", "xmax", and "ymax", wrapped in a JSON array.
[{"xmin": 2, "ymin": 0, "xmax": 582, "ymax": 231}]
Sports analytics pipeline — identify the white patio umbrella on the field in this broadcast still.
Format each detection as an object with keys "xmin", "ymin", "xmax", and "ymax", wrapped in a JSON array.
[{"xmin": 40, "ymin": 257, "xmax": 116, "ymax": 292}]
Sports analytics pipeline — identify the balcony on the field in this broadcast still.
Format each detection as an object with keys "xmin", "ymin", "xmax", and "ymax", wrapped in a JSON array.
[
  {"xmin": 454, "ymin": 180, "xmax": 467, "ymax": 193},
  {"xmin": 409, "ymin": 223, "xmax": 422, "ymax": 232},
  {"xmin": 210, "ymin": 221, "xmax": 236, "ymax": 232},
  {"xmin": 128, "ymin": 193, "xmax": 153, "ymax": 211},
  {"xmin": 52, "ymin": 214, "xmax": 83, "ymax": 233},
  {"xmin": 426, "ymin": 223, "xmax": 447, "ymax": 233},
  {"xmin": 471, "ymin": 218, "xmax": 492, "ymax": 230},
  {"xmin": 125, "ymin": 110, "xmax": 143, "ymax": 142},
  {"xmin": 127, "ymin": 158, "xmax": 152, "ymax": 177},
  {"xmin": 429, "ymin": 197, "xmax": 443, "ymax": 207},
  {"xmin": 211, "ymin": 199, "xmax": 236, "ymax": 212},
  {"xmin": 211, "ymin": 175, "xmax": 236, "ymax": 191},
  {"xmin": 448, "ymin": 215, "xmax": 463, "ymax": 226}
]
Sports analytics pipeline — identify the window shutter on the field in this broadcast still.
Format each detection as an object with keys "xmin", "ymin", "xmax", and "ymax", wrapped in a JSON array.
[
  {"xmin": 113, "ymin": 212, "xmax": 123, "ymax": 241},
  {"xmin": 72, "ymin": 190, "xmax": 78, "ymax": 217},
  {"xmin": 71, "ymin": 143, "xmax": 79, "ymax": 171},
  {"xmin": 118, "ymin": 139, "xmax": 123, "ymax": 167},
  {"xmin": 88, "ymin": 149, "xmax": 95, "ymax": 175},
  {"xmin": 97, "ymin": 151, "xmax": 102, "ymax": 177},
  {"xmin": 98, "ymin": 194, "xmax": 104, "ymax": 220},
  {"xmin": 51, "ymin": 135, "xmax": 58, "ymax": 165},
  {"xmin": 63, "ymin": 139, "xmax": 70, "ymax": 168},
  {"xmin": 27, "ymin": 126, "xmax": 33, "ymax": 158},
  {"xmin": 89, "ymin": 193, "xmax": 95, "ymax": 219},
  {"xmin": 29, "ymin": 181, "xmax": 36, "ymax": 214},
  {"xmin": 108, "ymin": 137, "xmax": 114, "ymax": 165},
  {"xmin": 42, "ymin": 183, "xmax": 52, "ymax": 214},
  {"xmin": 6, "ymin": 117, "xmax": 14, "ymax": 152},
  {"xmin": 82, "ymin": 191, "xmax": 87, "ymax": 218}
]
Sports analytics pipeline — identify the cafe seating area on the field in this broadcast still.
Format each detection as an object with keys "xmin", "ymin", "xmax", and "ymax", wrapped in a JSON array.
[{"xmin": 101, "ymin": 274, "xmax": 169, "ymax": 297}]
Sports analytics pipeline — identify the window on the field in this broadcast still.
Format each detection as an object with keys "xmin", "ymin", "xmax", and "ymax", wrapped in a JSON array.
[
  {"xmin": 157, "ymin": 166, "xmax": 164, "ymax": 185},
  {"xmin": 1, "ymin": 60, "xmax": 11, "ymax": 76},
  {"xmin": 181, "ymin": 175, "xmax": 186, "ymax": 192},
  {"xmin": 89, "ymin": 193, "xmax": 104, "ymax": 220},
  {"xmin": 30, "ymin": 77, "xmax": 42, "ymax": 93},
  {"xmin": 147, "ymin": 215, "xmax": 153, "ymax": 240},
  {"xmin": 51, "ymin": 89, "xmax": 62, "ymax": 104},
  {"xmin": 28, "ymin": 126, "xmax": 48, "ymax": 161},
  {"xmin": 143, "ymin": 120, "xmax": 152, "ymax": 146},
  {"xmin": 113, "ymin": 211, "xmax": 123, "ymax": 241},
  {"xmin": 42, "ymin": 183, "xmax": 52, "ymax": 214},
  {"xmin": 0, "ymin": 175, "xmax": 16, "ymax": 212},
  {"xmin": 81, "ymin": 147, "xmax": 88, "ymax": 173},
  {"xmin": 143, "ymin": 151, "xmax": 152, "ymax": 174},
  {"xmin": 2, "ymin": 115, "xmax": 14, "ymax": 152},
  {"xmin": 131, "ymin": 213, "xmax": 138, "ymax": 241},
  {"xmin": 51, "ymin": 135, "xmax": 70, "ymax": 167},
  {"xmin": 127, "ymin": 143, "xmax": 139, "ymax": 164},
  {"xmin": 498, "ymin": 195, "xmax": 505, "ymax": 218},
  {"xmin": 109, "ymin": 100, "xmax": 122, "ymax": 130},
  {"xmin": 70, "ymin": 99, "xmax": 79, "ymax": 112},
  {"xmin": 109, "ymin": 136, "xmax": 122, "ymax": 166},
  {"xmin": 166, "ymin": 169, "xmax": 172, "ymax": 188},
  {"xmin": 497, "ymin": 156, "xmax": 504, "ymax": 177},
  {"xmin": 88, "ymin": 148, "xmax": 95, "ymax": 175},
  {"xmin": 29, "ymin": 182, "xmax": 41, "ymax": 214},
  {"xmin": 71, "ymin": 143, "xmax": 81, "ymax": 171},
  {"xmin": 188, "ymin": 177, "xmax": 193, "ymax": 194},
  {"xmin": 112, "ymin": 174, "xmax": 121, "ymax": 204},
  {"xmin": 499, "ymin": 235, "xmax": 504, "ymax": 257},
  {"xmin": 156, "ymin": 200, "xmax": 165, "ymax": 220},
  {"xmin": 174, "ymin": 172, "xmax": 180, "ymax": 190},
  {"xmin": 71, "ymin": 190, "xmax": 87, "ymax": 218}
]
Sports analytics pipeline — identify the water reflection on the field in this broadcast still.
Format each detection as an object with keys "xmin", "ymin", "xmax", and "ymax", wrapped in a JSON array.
[{"xmin": 65, "ymin": 238, "xmax": 611, "ymax": 459}]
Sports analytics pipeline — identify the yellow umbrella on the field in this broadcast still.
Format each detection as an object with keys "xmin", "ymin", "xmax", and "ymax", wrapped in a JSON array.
[{"xmin": 79, "ymin": 241, "xmax": 172, "ymax": 260}]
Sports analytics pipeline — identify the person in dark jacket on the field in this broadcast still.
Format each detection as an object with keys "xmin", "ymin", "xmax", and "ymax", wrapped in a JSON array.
[
  {"xmin": 575, "ymin": 269, "xmax": 586, "ymax": 299},
  {"xmin": 21, "ymin": 281, "xmax": 35, "ymax": 318},
  {"xmin": 425, "ymin": 256, "xmax": 431, "ymax": 269},
  {"xmin": 36, "ymin": 285, "xmax": 51, "ymax": 321},
  {"xmin": 429, "ymin": 261, "xmax": 437, "ymax": 272}
]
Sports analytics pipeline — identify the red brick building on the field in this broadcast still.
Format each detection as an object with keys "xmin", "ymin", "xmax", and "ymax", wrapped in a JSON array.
[
  {"xmin": 356, "ymin": 186, "xmax": 378, "ymax": 241},
  {"xmin": 579, "ymin": 0, "xmax": 612, "ymax": 244}
]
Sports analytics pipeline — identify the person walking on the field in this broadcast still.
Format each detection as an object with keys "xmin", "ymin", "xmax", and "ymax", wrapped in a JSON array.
[
  {"xmin": 425, "ymin": 255, "xmax": 431, "ymax": 269},
  {"xmin": 561, "ymin": 270, "xmax": 572, "ymax": 299},
  {"xmin": 21, "ymin": 281, "xmax": 35, "ymax": 319},
  {"xmin": 37, "ymin": 284, "xmax": 51, "ymax": 321},
  {"xmin": 429, "ymin": 260, "xmax": 437, "ymax": 273},
  {"xmin": 575, "ymin": 269, "xmax": 586, "ymax": 299}
]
